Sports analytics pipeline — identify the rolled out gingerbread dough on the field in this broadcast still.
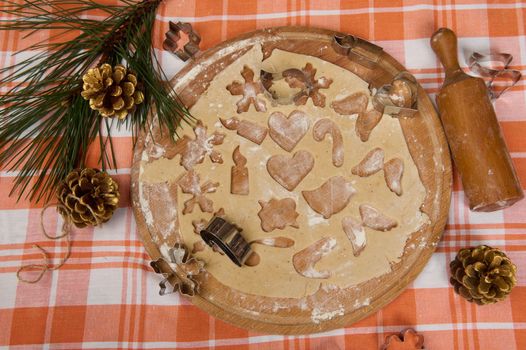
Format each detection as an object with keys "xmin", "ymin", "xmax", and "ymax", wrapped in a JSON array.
[{"xmin": 140, "ymin": 45, "xmax": 429, "ymax": 299}]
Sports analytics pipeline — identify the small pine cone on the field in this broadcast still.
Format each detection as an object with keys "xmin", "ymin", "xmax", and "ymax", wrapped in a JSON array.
[
  {"xmin": 81, "ymin": 63, "xmax": 145, "ymax": 119},
  {"xmin": 450, "ymin": 245, "xmax": 517, "ymax": 305},
  {"xmin": 56, "ymin": 168, "xmax": 120, "ymax": 228}
]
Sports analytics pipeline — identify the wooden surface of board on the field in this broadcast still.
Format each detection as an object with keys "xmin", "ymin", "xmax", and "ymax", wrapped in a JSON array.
[{"xmin": 131, "ymin": 27, "xmax": 452, "ymax": 334}]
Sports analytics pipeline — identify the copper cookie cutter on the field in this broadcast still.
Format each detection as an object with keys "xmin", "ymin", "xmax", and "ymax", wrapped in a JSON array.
[
  {"xmin": 371, "ymin": 71, "xmax": 419, "ymax": 117},
  {"xmin": 332, "ymin": 34, "xmax": 384, "ymax": 69},
  {"xmin": 468, "ymin": 52, "xmax": 521, "ymax": 100},
  {"xmin": 332, "ymin": 35, "xmax": 419, "ymax": 116},
  {"xmin": 163, "ymin": 21, "xmax": 201, "ymax": 61},
  {"xmin": 200, "ymin": 216, "xmax": 253, "ymax": 267},
  {"xmin": 150, "ymin": 244, "xmax": 205, "ymax": 297}
]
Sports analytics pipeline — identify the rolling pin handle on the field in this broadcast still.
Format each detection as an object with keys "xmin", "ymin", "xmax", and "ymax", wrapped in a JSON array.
[{"xmin": 431, "ymin": 28, "xmax": 461, "ymax": 75}]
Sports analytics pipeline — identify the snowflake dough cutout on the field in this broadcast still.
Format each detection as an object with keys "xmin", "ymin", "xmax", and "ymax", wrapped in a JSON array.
[
  {"xmin": 226, "ymin": 65, "xmax": 267, "ymax": 113},
  {"xmin": 176, "ymin": 120, "xmax": 225, "ymax": 170},
  {"xmin": 283, "ymin": 63, "xmax": 333, "ymax": 107},
  {"xmin": 178, "ymin": 170, "xmax": 219, "ymax": 214}
]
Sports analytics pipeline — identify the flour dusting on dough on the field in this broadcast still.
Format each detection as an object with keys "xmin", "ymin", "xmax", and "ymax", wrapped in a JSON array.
[{"xmin": 139, "ymin": 44, "xmax": 429, "ymax": 299}]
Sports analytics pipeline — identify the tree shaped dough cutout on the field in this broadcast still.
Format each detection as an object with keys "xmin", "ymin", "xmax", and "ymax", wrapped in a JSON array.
[
  {"xmin": 267, "ymin": 150, "xmax": 314, "ymax": 191},
  {"xmin": 283, "ymin": 63, "xmax": 333, "ymax": 107},
  {"xmin": 226, "ymin": 65, "xmax": 267, "ymax": 113}
]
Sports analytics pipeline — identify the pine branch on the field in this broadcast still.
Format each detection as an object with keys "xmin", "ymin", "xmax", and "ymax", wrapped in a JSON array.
[{"xmin": 0, "ymin": 0, "xmax": 194, "ymax": 202}]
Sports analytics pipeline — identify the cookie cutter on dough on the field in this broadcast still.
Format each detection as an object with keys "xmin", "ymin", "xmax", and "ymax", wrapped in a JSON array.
[
  {"xmin": 150, "ymin": 244, "xmax": 205, "ymax": 297},
  {"xmin": 200, "ymin": 216, "xmax": 253, "ymax": 267},
  {"xmin": 371, "ymin": 71, "xmax": 419, "ymax": 118},
  {"xmin": 468, "ymin": 52, "xmax": 522, "ymax": 100},
  {"xmin": 332, "ymin": 34, "xmax": 384, "ymax": 69},
  {"xmin": 163, "ymin": 21, "xmax": 201, "ymax": 61}
]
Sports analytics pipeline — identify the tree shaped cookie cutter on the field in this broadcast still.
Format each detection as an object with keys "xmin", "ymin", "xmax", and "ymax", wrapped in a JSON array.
[
  {"xmin": 163, "ymin": 21, "xmax": 201, "ymax": 61},
  {"xmin": 150, "ymin": 244, "xmax": 205, "ymax": 297},
  {"xmin": 200, "ymin": 216, "xmax": 253, "ymax": 267},
  {"xmin": 468, "ymin": 52, "xmax": 522, "ymax": 100}
]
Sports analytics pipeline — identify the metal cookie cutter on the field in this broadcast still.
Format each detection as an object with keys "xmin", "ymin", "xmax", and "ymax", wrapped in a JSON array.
[
  {"xmin": 371, "ymin": 71, "xmax": 419, "ymax": 118},
  {"xmin": 163, "ymin": 21, "xmax": 201, "ymax": 61},
  {"xmin": 468, "ymin": 52, "xmax": 521, "ymax": 100},
  {"xmin": 200, "ymin": 216, "xmax": 253, "ymax": 267},
  {"xmin": 150, "ymin": 244, "xmax": 205, "ymax": 297},
  {"xmin": 332, "ymin": 34, "xmax": 384, "ymax": 69}
]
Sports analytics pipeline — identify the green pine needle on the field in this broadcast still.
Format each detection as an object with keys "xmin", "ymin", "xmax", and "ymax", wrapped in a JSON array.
[{"xmin": 0, "ymin": 0, "xmax": 194, "ymax": 203}]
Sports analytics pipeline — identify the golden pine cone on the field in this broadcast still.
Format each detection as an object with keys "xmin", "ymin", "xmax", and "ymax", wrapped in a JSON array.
[
  {"xmin": 450, "ymin": 245, "xmax": 517, "ymax": 305},
  {"xmin": 56, "ymin": 168, "xmax": 120, "ymax": 228},
  {"xmin": 81, "ymin": 63, "xmax": 144, "ymax": 119}
]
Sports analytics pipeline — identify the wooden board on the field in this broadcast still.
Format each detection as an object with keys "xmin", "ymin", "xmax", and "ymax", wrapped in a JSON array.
[{"xmin": 131, "ymin": 27, "xmax": 452, "ymax": 334}]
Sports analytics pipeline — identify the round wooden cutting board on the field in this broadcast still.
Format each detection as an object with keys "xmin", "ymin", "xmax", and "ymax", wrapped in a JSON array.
[{"xmin": 131, "ymin": 27, "xmax": 452, "ymax": 334}]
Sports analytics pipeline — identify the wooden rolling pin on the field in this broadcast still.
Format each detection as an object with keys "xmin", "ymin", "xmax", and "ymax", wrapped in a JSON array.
[{"xmin": 431, "ymin": 28, "xmax": 523, "ymax": 212}]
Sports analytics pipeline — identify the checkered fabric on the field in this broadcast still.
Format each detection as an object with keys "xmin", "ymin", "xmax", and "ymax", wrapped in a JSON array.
[{"xmin": 1, "ymin": 0, "xmax": 525, "ymax": 349}]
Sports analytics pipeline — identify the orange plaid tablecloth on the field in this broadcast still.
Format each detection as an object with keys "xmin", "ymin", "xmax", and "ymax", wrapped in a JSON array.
[{"xmin": 1, "ymin": 0, "xmax": 525, "ymax": 349}]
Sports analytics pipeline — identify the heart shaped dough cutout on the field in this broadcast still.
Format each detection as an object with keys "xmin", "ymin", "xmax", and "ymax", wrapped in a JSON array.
[
  {"xmin": 268, "ymin": 110, "xmax": 310, "ymax": 152},
  {"xmin": 267, "ymin": 150, "xmax": 314, "ymax": 191}
]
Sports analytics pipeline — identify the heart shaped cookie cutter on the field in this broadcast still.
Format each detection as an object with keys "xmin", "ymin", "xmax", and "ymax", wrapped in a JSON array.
[{"xmin": 468, "ymin": 52, "xmax": 522, "ymax": 100}]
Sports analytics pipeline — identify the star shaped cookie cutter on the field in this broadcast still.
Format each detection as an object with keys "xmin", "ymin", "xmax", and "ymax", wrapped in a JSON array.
[
  {"xmin": 150, "ymin": 243, "xmax": 205, "ymax": 297},
  {"xmin": 468, "ymin": 52, "xmax": 522, "ymax": 100},
  {"xmin": 163, "ymin": 21, "xmax": 201, "ymax": 61}
]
